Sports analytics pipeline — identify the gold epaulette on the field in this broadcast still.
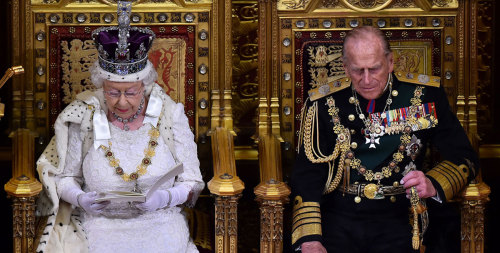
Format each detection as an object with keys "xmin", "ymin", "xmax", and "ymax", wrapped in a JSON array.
[
  {"xmin": 308, "ymin": 77, "xmax": 351, "ymax": 101},
  {"xmin": 395, "ymin": 71, "xmax": 441, "ymax": 88}
]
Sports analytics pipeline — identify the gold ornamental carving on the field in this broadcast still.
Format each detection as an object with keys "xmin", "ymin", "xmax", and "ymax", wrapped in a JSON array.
[
  {"xmin": 255, "ymin": 179, "xmax": 290, "ymax": 253},
  {"xmin": 321, "ymin": 0, "xmax": 341, "ymax": 8},
  {"xmin": 214, "ymin": 195, "xmax": 242, "ymax": 253},
  {"xmin": 32, "ymin": 0, "xmax": 178, "ymax": 5},
  {"xmin": 282, "ymin": 0, "xmax": 310, "ymax": 10},
  {"xmin": 340, "ymin": 0, "xmax": 394, "ymax": 11},
  {"xmin": 258, "ymin": 199, "xmax": 286, "ymax": 253},
  {"xmin": 433, "ymin": 0, "xmax": 452, "ymax": 7},
  {"xmin": 389, "ymin": 0, "xmax": 416, "ymax": 8},
  {"xmin": 476, "ymin": 0, "xmax": 494, "ymax": 142},
  {"xmin": 32, "ymin": 0, "xmax": 193, "ymax": 7},
  {"xmin": 461, "ymin": 199, "xmax": 486, "ymax": 253},
  {"xmin": 10, "ymin": 196, "xmax": 38, "ymax": 253},
  {"xmin": 460, "ymin": 182, "xmax": 490, "ymax": 253},
  {"xmin": 231, "ymin": 2, "xmax": 259, "ymax": 139}
]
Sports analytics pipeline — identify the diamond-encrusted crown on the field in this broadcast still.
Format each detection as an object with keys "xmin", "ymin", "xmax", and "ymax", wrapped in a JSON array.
[{"xmin": 92, "ymin": 1, "xmax": 156, "ymax": 76}]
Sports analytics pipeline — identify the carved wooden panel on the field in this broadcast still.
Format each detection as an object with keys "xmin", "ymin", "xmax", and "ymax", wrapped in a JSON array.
[
  {"xmin": 476, "ymin": 0, "xmax": 497, "ymax": 144},
  {"xmin": 232, "ymin": 1, "xmax": 259, "ymax": 146}
]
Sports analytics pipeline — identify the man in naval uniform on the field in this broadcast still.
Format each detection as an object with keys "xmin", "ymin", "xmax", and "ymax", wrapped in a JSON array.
[{"xmin": 291, "ymin": 26, "xmax": 478, "ymax": 253}]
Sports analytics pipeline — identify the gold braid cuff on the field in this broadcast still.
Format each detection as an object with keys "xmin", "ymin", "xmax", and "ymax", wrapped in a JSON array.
[
  {"xmin": 426, "ymin": 160, "xmax": 469, "ymax": 201},
  {"xmin": 292, "ymin": 196, "xmax": 322, "ymax": 245}
]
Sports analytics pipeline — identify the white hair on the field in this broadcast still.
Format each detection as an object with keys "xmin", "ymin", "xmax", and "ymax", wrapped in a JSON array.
[
  {"xmin": 90, "ymin": 60, "xmax": 158, "ymax": 89},
  {"xmin": 342, "ymin": 26, "xmax": 392, "ymax": 66}
]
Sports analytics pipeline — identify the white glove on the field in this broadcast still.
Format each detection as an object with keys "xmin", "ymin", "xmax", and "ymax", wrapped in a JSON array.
[
  {"xmin": 77, "ymin": 191, "xmax": 110, "ymax": 215},
  {"xmin": 136, "ymin": 184, "xmax": 191, "ymax": 212},
  {"xmin": 60, "ymin": 187, "xmax": 109, "ymax": 215}
]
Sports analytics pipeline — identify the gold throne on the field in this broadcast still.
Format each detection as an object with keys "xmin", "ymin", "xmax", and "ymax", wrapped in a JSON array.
[
  {"xmin": 271, "ymin": 0, "xmax": 491, "ymax": 252},
  {"xmin": 4, "ymin": 0, "xmax": 221, "ymax": 252}
]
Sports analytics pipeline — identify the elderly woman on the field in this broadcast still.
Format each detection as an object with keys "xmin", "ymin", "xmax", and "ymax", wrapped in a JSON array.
[{"xmin": 35, "ymin": 2, "xmax": 204, "ymax": 252}]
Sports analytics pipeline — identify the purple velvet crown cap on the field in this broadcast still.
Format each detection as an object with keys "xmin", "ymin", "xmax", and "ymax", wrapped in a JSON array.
[
  {"xmin": 90, "ymin": 1, "xmax": 156, "ymax": 76},
  {"xmin": 93, "ymin": 28, "xmax": 155, "ymax": 63}
]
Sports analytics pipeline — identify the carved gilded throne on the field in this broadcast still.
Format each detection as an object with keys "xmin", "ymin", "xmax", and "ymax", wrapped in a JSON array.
[
  {"xmin": 4, "ymin": 0, "xmax": 243, "ymax": 252},
  {"xmin": 258, "ymin": 0, "xmax": 490, "ymax": 252}
]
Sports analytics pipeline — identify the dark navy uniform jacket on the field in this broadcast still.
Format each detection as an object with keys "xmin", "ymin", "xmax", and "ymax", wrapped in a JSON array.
[{"xmin": 291, "ymin": 72, "xmax": 478, "ymax": 248}]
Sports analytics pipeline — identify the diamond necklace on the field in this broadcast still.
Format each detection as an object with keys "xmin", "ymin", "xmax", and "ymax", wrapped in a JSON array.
[
  {"xmin": 111, "ymin": 96, "xmax": 145, "ymax": 131},
  {"xmin": 351, "ymin": 73, "xmax": 393, "ymax": 148}
]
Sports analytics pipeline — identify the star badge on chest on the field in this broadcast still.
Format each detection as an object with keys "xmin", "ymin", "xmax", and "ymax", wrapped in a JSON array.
[{"xmin": 363, "ymin": 124, "xmax": 385, "ymax": 149}]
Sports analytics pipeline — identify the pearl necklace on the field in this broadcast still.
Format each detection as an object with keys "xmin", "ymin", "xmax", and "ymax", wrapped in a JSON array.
[
  {"xmin": 111, "ymin": 96, "xmax": 145, "ymax": 131},
  {"xmin": 350, "ymin": 73, "xmax": 393, "ymax": 149}
]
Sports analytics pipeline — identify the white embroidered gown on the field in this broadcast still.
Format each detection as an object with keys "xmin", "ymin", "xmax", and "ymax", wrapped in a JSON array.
[{"xmin": 56, "ymin": 120, "xmax": 199, "ymax": 253}]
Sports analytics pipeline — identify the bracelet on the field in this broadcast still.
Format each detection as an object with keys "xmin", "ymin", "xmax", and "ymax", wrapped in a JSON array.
[{"xmin": 166, "ymin": 190, "xmax": 172, "ymax": 207}]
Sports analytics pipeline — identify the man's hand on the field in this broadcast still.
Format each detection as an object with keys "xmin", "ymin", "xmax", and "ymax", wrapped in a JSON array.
[
  {"xmin": 300, "ymin": 241, "xmax": 327, "ymax": 253},
  {"xmin": 401, "ymin": 170, "xmax": 437, "ymax": 198}
]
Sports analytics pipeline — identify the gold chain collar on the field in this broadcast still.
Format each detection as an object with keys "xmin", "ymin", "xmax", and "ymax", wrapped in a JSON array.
[
  {"xmin": 100, "ymin": 116, "xmax": 162, "ymax": 183},
  {"xmin": 346, "ymin": 86, "xmax": 425, "ymax": 183},
  {"xmin": 302, "ymin": 85, "xmax": 426, "ymax": 194}
]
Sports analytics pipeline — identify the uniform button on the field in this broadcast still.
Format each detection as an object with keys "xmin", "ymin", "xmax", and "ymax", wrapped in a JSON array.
[
  {"xmin": 348, "ymin": 114, "xmax": 355, "ymax": 121},
  {"xmin": 390, "ymin": 196, "xmax": 397, "ymax": 203},
  {"xmin": 355, "ymin": 196, "xmax": 361, "ymax": 203},
  {"xmin": 393, "ymin": 181, "xmax": 399, "ymax": 187},
  {"xmin": 349, "ymin": 97, "xmax": 356, "ymax": 104},
  {"xmin": 351, "ymin": 142, "xmax": 358, "ymax": 149},
  {"xmin": 392, "ymin": 90, "xmax": 399, "ymax": 97}
]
